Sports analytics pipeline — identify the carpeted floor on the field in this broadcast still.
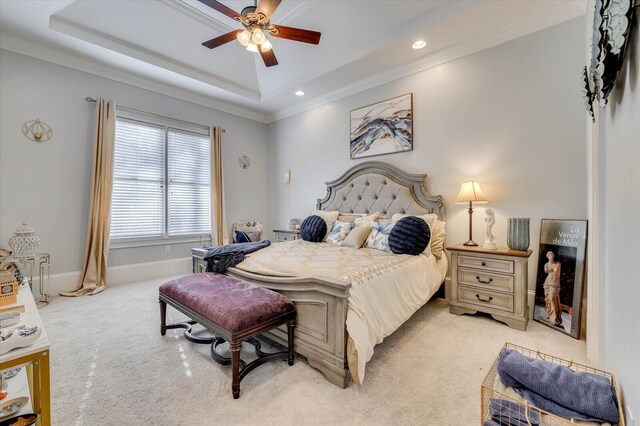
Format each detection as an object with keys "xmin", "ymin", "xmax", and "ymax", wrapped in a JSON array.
[{"xmin": 40, "ymin": 277, "xmax": 587, "ymax": 425}]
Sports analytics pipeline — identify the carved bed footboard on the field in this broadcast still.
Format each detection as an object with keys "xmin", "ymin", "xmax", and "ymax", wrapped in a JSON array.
[{"xmin": 226, "ymin": 267, "xmax": 352, "ymax": 388}]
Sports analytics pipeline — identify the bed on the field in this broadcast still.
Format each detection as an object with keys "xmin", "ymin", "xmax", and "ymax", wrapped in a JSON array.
[{"xmin": 226, "ymin": 161, "xmax": 446, "ymax": 387}]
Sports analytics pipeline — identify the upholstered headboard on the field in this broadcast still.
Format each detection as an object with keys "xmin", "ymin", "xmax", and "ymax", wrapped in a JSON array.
[{"xmin": 316, "ymin": 161, "xmax": 444, "ymax": 219}]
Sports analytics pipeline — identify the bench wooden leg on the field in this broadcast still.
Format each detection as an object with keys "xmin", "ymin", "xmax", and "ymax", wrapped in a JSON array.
[
  {"xmin": 230, "ymin": 341, "xmax": 241, "ymax": 399},
  {"xmin": 159, "ymin": 299, "xmax": 167, "ymax": 336},
  {"xmin": 287, "ymin": 321, "xmax": 295, "ymax": 366}
]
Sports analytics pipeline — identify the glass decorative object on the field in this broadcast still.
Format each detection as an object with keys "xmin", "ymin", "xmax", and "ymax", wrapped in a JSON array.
[
  {"xmin": 8, "ymin": 223, "xmax": 41, "ymax": 258},
  {"xmin": 507, "ymin": 218, "xmax": 530, "ymax": 251}
]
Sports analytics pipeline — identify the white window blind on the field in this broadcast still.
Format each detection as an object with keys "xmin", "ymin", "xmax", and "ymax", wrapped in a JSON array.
[
  {"xmin": 110, "ymin": 114, "xmax": 211, "ymax": 241},
  {"xmin": 168, "ymin": 129, "xmax": 211, "ymax": 236}
]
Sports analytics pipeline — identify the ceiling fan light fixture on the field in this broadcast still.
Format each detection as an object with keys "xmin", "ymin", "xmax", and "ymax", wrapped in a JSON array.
[
  {"xmin": 237, "ymin": 29, "xmax": 252, "ymax": 47},
  {"xmin": 412, "ymin": 40, "xmax": 427, "ymax": 49},
  {"xmin": 246, "ymin": 40, "xmax": 259, "ymax": 53},
  {"xmin": 261, "ymin": 39, "xmax": 273, "ymax": 52},
  {"xmin": 252, "ymin": 28, "xmax": 267, "ymax": 45}
]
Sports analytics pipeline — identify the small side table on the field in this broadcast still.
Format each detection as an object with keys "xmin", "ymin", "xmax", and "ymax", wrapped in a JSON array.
[
  {"xmin": 4, "ymin": 253, "xmax": 50, "ymax": 306},
  {"xmin": 447, "ymin": 244, "xmax": 532, "ymax": 331},
  {"xmin": 273, "ymin": 229, "xmax": 301, "ymax": 243}
]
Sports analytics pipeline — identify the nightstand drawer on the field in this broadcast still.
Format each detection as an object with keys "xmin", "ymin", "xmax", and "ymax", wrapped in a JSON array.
[
  {"xmin": 458, "ymin": 269, "xmax": 514, "ymax": 293},
  {"xmin": 458, "ymin": 286, "xmax": 513, "ymax": 313},
  {"xmin": 275, "ymin": 234, "xmax": 297, "ymax": 242},
  {"xmin": 458, "ymin": 255, "xmax": 514, "ymax": 274}
]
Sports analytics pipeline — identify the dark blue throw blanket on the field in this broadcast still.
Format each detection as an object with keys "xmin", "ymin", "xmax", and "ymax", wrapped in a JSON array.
[
  {"xmin": 497, "ymin": 348, "xmax": 619, "ymax": 423},
  {"xmin": 203, "ymin": 240, "xmax": 271, "ymax": 274}
]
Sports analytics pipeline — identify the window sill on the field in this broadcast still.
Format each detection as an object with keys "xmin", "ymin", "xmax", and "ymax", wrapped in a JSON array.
[{"xmin": 109, "ymin": 235, "xmax": 210, "ymax": 250}]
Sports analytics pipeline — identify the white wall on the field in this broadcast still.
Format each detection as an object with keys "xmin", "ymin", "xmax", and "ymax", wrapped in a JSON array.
[
  {"xmin": 0, "ymin": 50, "xmax": 269, "ymax": 276},
  {"xmin": 601, "ymin": 11, "xmax": 640, "ymax": 411},
  {"xmin": 267, "ymin": 17, "xmax": 587, "ymax": 293}
]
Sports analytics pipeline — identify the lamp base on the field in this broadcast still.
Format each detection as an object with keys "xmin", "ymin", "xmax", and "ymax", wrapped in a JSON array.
[{"xmin": 463, "ymin": 240, "xmax": 479, "ymax": 247}]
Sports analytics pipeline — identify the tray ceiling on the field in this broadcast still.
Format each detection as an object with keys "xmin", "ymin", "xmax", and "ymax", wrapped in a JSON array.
[{"xmin": 0, "ymin": 1, "xmax": 585, "ymax": 122}]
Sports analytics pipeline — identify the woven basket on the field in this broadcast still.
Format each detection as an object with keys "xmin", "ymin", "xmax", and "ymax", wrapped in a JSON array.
[{"xmin": 481, "ymin": 343, "xmax": 625, "ymax": 426}]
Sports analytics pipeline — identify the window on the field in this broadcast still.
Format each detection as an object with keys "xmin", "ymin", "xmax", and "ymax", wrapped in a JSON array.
[{"xmin": 110, "ymin": 112, "xmax": 211, "ymax": 241}]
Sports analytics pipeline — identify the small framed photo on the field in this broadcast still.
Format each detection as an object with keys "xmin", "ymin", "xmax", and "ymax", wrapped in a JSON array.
[
  {"xmin": 350, "ymin": 93, "xmax": 413, "ymax": 159},
  {"xmin": 533, "ymin": 219, "xmax": 588, "ymax": 339}
]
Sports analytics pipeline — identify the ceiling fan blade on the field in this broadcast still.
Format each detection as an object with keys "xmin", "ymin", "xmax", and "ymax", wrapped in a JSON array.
[
  {"xmin": 202, "ymin": 30, "xmax": 241, "ymax": 49},
  {"xmin": 197, "ymin": 0, "xmax": 241, "ymax": 20},
  {"xmin": 259, "ymin": 46, "xmax": 278, "ymax": 67},
  {"xmin": 255, "ymin": 0, "xmax": 281, "ymax": 21},
  {"xmin": 269, "ymin": 25, "xmax": 321, "ymax": 45}
]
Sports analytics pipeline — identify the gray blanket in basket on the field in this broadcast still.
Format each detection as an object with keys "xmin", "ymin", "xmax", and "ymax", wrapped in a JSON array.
[{"xmin": 497, "ymin": 348, "xmax": 619, "ymax": 423}]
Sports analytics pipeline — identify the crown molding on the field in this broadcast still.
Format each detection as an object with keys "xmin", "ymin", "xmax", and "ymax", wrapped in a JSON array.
[
  {"xmin": 0, "ymin": 36, "xmax": 270, "ymax": 123},
  {"xmin": 265, "ymin": 1, "xmax": 586, "ymax": 123},
  {"xmin": 49, "ymin": 14, "xmax": 261, "ymax": 100},
  {"xmin": 158, "ymin": 0, "xmax": 235, "ymax": 33}
]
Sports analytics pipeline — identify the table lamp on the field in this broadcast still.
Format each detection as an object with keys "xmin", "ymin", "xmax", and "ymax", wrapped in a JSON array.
[{"xmin": 455, "ymin": 181, "xmax": 488, "ymax": 246}]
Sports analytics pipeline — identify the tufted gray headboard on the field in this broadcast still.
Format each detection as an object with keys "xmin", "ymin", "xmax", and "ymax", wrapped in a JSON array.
[{"xmin": 316, "ymin": 161, "xmax": 444, "ymax": 219}]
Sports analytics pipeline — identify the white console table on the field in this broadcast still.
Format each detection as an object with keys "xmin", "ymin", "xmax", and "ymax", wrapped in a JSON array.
[{"xmin": 0, "ymin": 284, "xmax": 51, "ymax": 425}]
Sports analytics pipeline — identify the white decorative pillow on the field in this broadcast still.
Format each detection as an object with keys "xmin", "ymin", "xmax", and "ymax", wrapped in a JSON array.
[
  {"xmin": 311, "ymin": 209, "xmax": 339, "ymax": 241},
  {"xmin": 326, "ymin": 221, "xmax": 356, "ymax": 245},
  {"xmin": 364, "ymin": 221, "xmax": 395, "ymax": 252},
  {"xmin": 430, "ymin": 220, "xmax": 447, "ymax": 260},
  {"xmin": 391, "ymin": 213, "xmax": 438, "ymax": 255},
  {"xmin": 342, "ymin": 224, "xmax": 373, "ymax": 248},
  {"xmin": 354, "ymin": 212, "xmax": 380, "ymax": 226},
  {"xmin": 337, "ymin": 213, "xmax": 365, "ymax": 223}
]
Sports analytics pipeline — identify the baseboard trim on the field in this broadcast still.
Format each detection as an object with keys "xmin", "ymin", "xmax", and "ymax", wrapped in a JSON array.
[{"xmin": 38, "ymin": 257, "xmax": 192, "ymax": 297}]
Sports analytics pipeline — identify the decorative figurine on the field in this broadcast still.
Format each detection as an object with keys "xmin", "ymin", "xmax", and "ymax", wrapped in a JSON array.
[{"xmin": 483, "ymin": 209, "xmax": 497, "ymax": 250}]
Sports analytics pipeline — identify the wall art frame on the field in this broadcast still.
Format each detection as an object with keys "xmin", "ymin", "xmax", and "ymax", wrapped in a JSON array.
[
  {"xmin": 533, "ymin": 219, "xmax": 588, "ymax": 339},
  {"xmin": 349, "ymin": 93, "xmax": 413, "ymax": 159}
]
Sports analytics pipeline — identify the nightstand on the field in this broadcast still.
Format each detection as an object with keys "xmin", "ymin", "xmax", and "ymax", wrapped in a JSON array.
[
  {"xmin": 447, "ymin": 244, "xmax": 532, "ymax": 331},
  {"xmin": 273, "ymin": 229, "xmax": 301, "ymax": 242}
]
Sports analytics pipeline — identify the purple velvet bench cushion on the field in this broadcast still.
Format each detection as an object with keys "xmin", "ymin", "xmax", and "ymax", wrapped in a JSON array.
[{"xmin": 159, "ymin": 273, "xmax": 295, "ymax": 333}]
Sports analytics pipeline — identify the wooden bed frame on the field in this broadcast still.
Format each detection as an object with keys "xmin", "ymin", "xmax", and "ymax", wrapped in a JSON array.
[{"xmin": 225, "ymin": 161, "xmax": 444, "ymax": 388}]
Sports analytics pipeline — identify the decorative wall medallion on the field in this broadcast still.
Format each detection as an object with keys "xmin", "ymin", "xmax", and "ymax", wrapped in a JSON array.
[
  {"xmin": 583, "ymin": 0, "xmax": 635, "ymax": 121},
  {"xmin": 238, "ymin": 155, "xmax": 251, "ymax": 169},
  {"xmin": 21, "ymin": 119, "xmax": 53, "ymax": 142}
]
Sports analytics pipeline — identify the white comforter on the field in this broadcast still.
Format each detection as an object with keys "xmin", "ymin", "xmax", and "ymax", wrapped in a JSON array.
[{"xmin": 235, "ymin": 240, "xmax": 448, "ymax": 384}]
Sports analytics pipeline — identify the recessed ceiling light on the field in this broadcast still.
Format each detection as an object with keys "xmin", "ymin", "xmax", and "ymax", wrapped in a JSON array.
[
  {"xmin": 412, "ymin": 40, "xmax": 427, "ymax": 49},
  {"xmin": 295, "ymin": 90, "xmax": 305, "ymax": 96}
]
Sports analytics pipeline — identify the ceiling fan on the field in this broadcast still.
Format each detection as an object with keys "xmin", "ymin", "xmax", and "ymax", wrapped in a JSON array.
[{"xmin": 198, "ymin": 0, "xmax": 321, "ymax": 67}]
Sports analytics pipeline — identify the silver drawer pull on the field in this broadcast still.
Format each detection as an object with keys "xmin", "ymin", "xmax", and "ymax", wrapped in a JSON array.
[
  {"xmin": 476, "ymin": 276, "xmax": 493, "ymax": 285},
  {"xmin": 476, "ymin": 294, "xmax": 493, "ymax": 303},
  {"xmin": 481, "ymin": 261, "xmax": 487, "ymax": 266}
]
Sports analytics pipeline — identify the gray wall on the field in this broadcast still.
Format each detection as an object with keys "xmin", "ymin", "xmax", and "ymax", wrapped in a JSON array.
[
  {"xmin": 266, "ymin": 17, "xmax": 587, "ymax": 290},
  {"xmin": 0, "ymin": 50, "xmax": 269, "ymax": 274},
  {"xmin": 602, "ymin": 11, "xmax": 640, "ymax": 410}
]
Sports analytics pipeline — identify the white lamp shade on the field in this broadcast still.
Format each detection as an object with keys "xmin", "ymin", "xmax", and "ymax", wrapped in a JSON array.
[
  {"xmin": 252, "ymin": 28, "xmax": 266, "ymax": 45},
  {"xmin": 246, "ymin": 40, "xmax": 259, "ymax": 52},
  {"xmin": 455, "ymin": 181, "xmax": 488, "ymax": 204},
  {"xmin": 236, "ymin": 30, "xmax": 252, "ymax": 47},
  {"xmin": 260, "ymin": 39, "xmax": 273, "ymax": 52}
]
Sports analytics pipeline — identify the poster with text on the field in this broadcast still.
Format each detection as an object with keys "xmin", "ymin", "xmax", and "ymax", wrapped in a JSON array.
[{"xmin": 533, "ymin": 219, "xmax": 588, "ymax": 338}]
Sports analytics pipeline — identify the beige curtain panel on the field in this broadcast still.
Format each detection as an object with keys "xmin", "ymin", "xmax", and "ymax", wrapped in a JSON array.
[
  {"xmin": 210, "ymin": 126, "xmax": 227, "ymax": 246},
  {"xmin": 61, "ymin": 98, "xmax": 116, "ymax": 296}
]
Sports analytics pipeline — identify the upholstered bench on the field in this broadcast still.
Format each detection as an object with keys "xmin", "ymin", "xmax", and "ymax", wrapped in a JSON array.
[{"xmin": 158, "ymin": 273, "xmax": 296, "ymax": 399}]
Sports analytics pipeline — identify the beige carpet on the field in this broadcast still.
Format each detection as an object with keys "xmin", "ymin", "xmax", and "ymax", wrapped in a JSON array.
[{"xmin": 40, "ymin": 277, "xmax": 587, "ymax": 425}]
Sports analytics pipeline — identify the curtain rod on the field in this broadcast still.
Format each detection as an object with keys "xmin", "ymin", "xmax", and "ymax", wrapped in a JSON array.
[{"xmin": 85, "ymin": 97, "xmax": 225, "ymax": 133}]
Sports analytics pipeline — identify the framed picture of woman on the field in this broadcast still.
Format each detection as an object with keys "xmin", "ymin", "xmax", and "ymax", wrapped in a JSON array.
[{"xmin": 533, "ymin": 219, "xmax": 588, "ymax": 339}]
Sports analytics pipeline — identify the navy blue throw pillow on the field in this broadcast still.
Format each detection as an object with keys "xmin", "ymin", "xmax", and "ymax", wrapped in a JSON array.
[
  {"xmin": 300, "ymin": 215, "xmax": 327, "ymax": 243},
  {"xmin": 389, "ymin": 216, "xmax": 431, "ymax": 255},
  {"xmin": 235, "ymin": 231, "xmax": 251, "ymax": 243}
]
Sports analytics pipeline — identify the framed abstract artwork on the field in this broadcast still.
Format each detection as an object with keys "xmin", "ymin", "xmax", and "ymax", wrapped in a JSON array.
[
  {"xmin": 350, "ymin": 93, "xmax": 413, "ymax": 159},
  {"xmin": 533, "ymin": 219, "xmax": 588, "ymax": 339}
]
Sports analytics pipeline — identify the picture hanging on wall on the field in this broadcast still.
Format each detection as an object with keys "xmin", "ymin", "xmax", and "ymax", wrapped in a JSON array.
[
  {"xmin": 350, "ymin": 93, "xmax": 413, "ymax": 159},
  {"xmin": 533, "ymin": 219, "xmax": 588, "ymax": 339}
]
